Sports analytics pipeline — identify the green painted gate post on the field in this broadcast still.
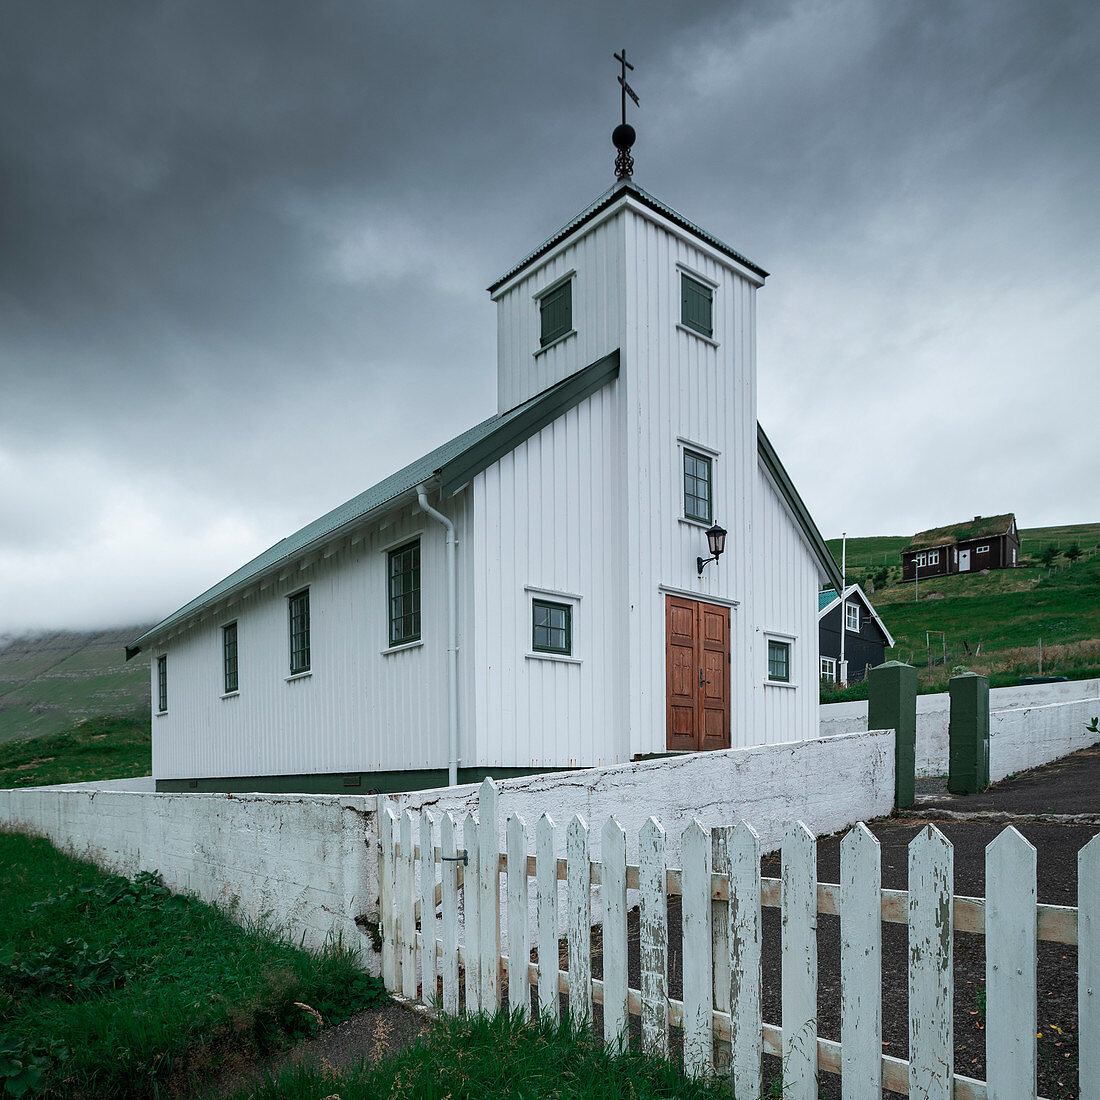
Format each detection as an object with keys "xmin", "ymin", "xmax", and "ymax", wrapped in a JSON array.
[
  {"xmin": 948, "ymin": 672, "xmax": 990, "ymax": 794},
  {"xmin": 867, "ymin": 660, "xmax": 917, "ymax": 810}
]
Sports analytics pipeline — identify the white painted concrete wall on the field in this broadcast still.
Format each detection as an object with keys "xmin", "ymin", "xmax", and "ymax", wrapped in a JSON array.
[
  {"xmin": 387, "ymin": 730, "xmax": 896, "ymax": 864},
  {"xmin": 819, "ymin": 678, "xmax": 1100, "ymax": 777},
  {"xmin": 0, "ymin": 787, "xmax": 375, "ymax": 958}
]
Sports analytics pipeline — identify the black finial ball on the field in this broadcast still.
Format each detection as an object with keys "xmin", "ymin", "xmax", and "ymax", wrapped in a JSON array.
[{"xmin": 612, "ymin": 123, "xmax": 636, "ymax": 151}]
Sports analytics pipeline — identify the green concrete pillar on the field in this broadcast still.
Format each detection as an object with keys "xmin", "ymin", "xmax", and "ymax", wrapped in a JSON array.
[
  {"xmin": 868, "ymin": 660, "xmax": 917, "ymax": 809},
  {"xmin": 948, "ymin": 672, "xmax": 990, "ymax": 794}
]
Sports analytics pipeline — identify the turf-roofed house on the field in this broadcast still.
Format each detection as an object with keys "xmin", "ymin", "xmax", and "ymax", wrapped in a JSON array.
[
  {"xmin": 901, "ymin": 513, "xmax": 1020, "ymax": 582},
  {"xmin": 127, "ymin": 133, "xmax": 843, "ymax": 794}
]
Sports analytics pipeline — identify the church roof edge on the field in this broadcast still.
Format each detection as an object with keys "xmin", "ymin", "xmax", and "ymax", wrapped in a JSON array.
[{"xmin": 486, "ymin": 180, "xmax": 768, "ymax": 295}]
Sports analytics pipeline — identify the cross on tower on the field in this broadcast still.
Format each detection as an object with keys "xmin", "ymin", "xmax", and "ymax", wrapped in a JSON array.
[{"xmin": 612, "ymin": 49, "xmax": 639, "ymax": 181}]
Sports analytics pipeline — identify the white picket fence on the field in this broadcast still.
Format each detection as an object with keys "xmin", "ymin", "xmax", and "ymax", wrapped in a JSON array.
[{"xmin": 378, "ymin": 778, "xmax": 1099, "ymax": 1100}]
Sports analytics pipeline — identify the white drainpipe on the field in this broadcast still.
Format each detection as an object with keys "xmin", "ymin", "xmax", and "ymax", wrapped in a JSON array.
[{"xmin": 416, "ymin": 484, "xmax": 459, "ymax": 786}]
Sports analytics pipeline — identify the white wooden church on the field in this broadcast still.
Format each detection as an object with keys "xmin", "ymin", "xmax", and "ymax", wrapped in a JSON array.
[{"xmin": 128, "ymin": 138, "xmax": 842, "ymax": 793}]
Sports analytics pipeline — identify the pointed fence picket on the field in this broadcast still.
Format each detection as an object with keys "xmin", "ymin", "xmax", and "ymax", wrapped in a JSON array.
[{"xmin": 376, "ymin": 779, "xmax": 1088, "ymax": 1100}]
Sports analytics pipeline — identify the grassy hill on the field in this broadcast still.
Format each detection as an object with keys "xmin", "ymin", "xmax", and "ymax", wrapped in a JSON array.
[
  {"xmin": 824, "ymin": 523, "xmax": 1100, "ymax": 695},
  {"xmin": 0, "ymin": 626, "xmax": 152, "ymax": 744},
  {"xmin": 826, "ymin": 522, "xmax": 1100, "ymax": 571}
]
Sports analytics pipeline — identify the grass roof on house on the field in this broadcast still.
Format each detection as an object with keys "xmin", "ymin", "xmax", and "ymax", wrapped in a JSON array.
[{"xmin": 905, "ymin": 514, "xmax": 1015, "ymax": 551}]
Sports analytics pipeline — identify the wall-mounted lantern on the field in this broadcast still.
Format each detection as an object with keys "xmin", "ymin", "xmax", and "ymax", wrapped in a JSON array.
[{"xmin": 697, "ymin": 523, "xmax": 727, "ymax": 575}]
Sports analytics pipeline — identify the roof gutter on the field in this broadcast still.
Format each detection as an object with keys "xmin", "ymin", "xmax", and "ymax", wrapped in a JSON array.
[{"xmin": 416, "ymin": 483, "xmax": 459, "ymax": 787}]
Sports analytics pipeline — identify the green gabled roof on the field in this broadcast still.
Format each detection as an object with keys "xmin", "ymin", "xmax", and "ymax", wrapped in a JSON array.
[
  {"xmin": 127, "ymin": 350, "xmax": 621, "ymax": 657},
  {"xmin": 819, "ymin": 589, "xmax": 839, "ymax": 612},
  {"xmin": 906, "ymin": 513, "xmax": 1016, "ymax": 551},
  {"xmin": 487, "ymin": 179, "xmax": 768, "ymax": 294},
  {"xmin": 758, "ymin": 425, "xmax": 844, "ymax": 593}
]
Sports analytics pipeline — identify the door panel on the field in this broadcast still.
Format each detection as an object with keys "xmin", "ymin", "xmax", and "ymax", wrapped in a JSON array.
[{"xmin": 665, "ymin": 596, "xmax": 731, "ymax": 752}]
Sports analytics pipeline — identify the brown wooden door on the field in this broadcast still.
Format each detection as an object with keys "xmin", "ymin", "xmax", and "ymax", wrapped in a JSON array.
[{"xmin": 665, "ymin": 596, "xmax": 731, "ymax": 752}]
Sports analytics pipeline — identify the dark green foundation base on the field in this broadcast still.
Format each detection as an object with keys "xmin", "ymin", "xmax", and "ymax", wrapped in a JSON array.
[{"xmin": 155, "ymin": 765, "xmax": 567, "ymax": 796}]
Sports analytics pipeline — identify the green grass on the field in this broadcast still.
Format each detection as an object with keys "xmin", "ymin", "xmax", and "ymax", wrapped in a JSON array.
[
  {"xmin": 0, "ymin": 715, "xmax": 151, "ymax": 790},
  {"xmin": 219, "ymin": 1010, "xmax": 740, "ymax": 1100},
  {"xmin": 0, "ymin": 627, "xmax": 152, "ymax": 745},
  {"xmin": 0, "ymin": 831, "xmax": 386, "ymax": 1098}
]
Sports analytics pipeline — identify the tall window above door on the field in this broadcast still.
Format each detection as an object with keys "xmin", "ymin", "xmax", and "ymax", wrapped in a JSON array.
[
  {"xmin": 388, "ymin": 540, "xmax": 421, "ymax": 647},
  {"xmin": 681, "ymin": 273, "xmax": 713, "ymax": 338},
  {"xmin": 683, "ymin": 449, "xmax": 712, "ymax": 523},
  {"xmin": 538, "ymin": 278, "xmax": 572, "ymax": 348}
]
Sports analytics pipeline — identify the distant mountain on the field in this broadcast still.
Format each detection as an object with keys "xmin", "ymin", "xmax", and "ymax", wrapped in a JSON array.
[{"xmin": 0, "ymin": 627, "xmax": 153, "ymax": 744}]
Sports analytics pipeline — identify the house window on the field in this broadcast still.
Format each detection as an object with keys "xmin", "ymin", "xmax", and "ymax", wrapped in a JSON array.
[
  {"xmin": 820, "ymin": 656, "xmax": 837, "ymax": 681},
  {"xmin": 683, "ymin": 450, "xmax": 712, "ymax": 523},
  {"xmin": 845, "ymin": 602, "xmax": 860, "ymax": 632},
  {"xmin": 928, "ymin": 550, "xmax": 940, "ymax": 565},
  {"xmin": 767, "ymin": 640, "xmax": 790, "ymax": 683},
  {"xmin": 156, "ymin": 655, "xmax": 167, "ymax": 713},
  {"xmin": 681, "ymin": 273, "xmax": 713, "ymax": 338},
  {"xmin": 539, "ymin": 280, "xmax": 572, "ymax": 347},
  {"xmin": 976, "ymin": 545, "xmax": 990, "ymax": 554},
  {"xmin": 532, "ymin": 599, "xmax": 571, "ymax": 655},
  {"xmin": 916, "ymin": 552, "xmax": 927, "ymax": 568},
  {"xmin": 288, "ymin": 589, "xmax": 310, "ymax": 674},
  {"xmin": 223, "ymin": 622, "xmax": 238, "ymax": 694},
  {"xmin": 388, "ymin": 541, "xmax": 421, "ymax": 647}
]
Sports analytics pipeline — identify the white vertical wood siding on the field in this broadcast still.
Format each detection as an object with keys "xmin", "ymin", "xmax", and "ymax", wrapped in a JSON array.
[
  {"xmin": 469, "ymin": 382, "xmax": 626, "ymax": 769},
  {"xmin": 619, "ymin": 205, "xmax": 764, "ymax": 757},
  {"xmin": 152, "ymin": 494, "xmax": 473, "ymax": 780},
  {"xmin": 754, "ymin": 463, "xmax": 823, "ymax": 745},
  {"xmin": 493, "ymin": 212, "xmax": 624, "ymax": 413}
]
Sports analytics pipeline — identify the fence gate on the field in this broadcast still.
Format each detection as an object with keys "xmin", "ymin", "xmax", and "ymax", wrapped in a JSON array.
[{"xmin": 378, "ymin": 778, "xmax": 1098, "ymax": 1099}]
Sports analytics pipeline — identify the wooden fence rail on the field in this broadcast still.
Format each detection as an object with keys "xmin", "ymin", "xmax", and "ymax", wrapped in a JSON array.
[{"xmin": 379, "ymin": 779, "xmax": 1098, "ymax": 1100}]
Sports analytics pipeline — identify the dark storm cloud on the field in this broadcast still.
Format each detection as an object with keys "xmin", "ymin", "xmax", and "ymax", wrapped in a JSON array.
[{"xmin": 0, "ymin": 0, "xmax": 1096, "ymax": 629}]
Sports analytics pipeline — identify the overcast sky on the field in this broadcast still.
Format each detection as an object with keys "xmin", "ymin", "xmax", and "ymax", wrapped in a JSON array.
[{"xmin": 1, "ymin": 0, "xmax": 1097, "ymax": 633}]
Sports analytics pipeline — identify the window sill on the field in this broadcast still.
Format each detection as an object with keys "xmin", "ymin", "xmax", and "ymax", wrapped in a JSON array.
[
  {"xmin": 154, "ymin": 710, "xmax": 168, "ymax": 718},
  {"xmin": 764, "ymin": 679, "xmax": 797, "ymax": 689},
  {"xmin": 676, "ymin": 323, "xmax": 719, "ymax": 348},
  {"xmin": 678, "ymin": 516, "xmax": 713, "ymax": 531},
  {"xmin": 220, "ymin": 691, "xmax": 240, "ymax": 700},
  {"xmin": 285, "ymin": 671, "xmax": 312, "ymax": 683},
  {"xmin": 533, "ymin": 329, "xmax": 577, "ymax": 358},
  {"xmin": 383, "ymin": 639, "xmax": 424, "ymax": 656},
  {"xmin": 526, "ymin": 651, "xmax": 582, "ymax": 666}
]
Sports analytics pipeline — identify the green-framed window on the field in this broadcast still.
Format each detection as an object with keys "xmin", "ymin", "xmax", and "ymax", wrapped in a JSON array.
[
  {"xmin": 683, "ymin": 449, "xmax": 712, "ymax": 523},
  {"xmin": 539, "ymin": 280, "xmax": 572, "ymax": 347},
  {"xmin": 388, "ymin": 541, "xmax": 421, "ymax": 647},
  {"xmin": 532, "ymin": 599, "xmax": 571, "ymax": 655},
  {"xmin": 288, "ymin": 590, "xmax": 310, "ymax": 674},
  {"xmin": 223, "ymin": 622, "xmax": 238, "ymax": 694},
  {"xmin": 156, "ymin": 655, "xmax": 167, "ymax": 713},
  {"xmin": 681, "ymin": 273, "xmax": 713, "ymax": 338},
  {"xmin": 767, "ymin": 640, "xmax": 790, "ymax": 683}
]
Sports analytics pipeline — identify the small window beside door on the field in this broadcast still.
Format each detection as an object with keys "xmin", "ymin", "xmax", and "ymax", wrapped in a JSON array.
[
  {"xmin": 532, "ymin": 599, "xmax": 571, "ymax": 656},
  {"xmin": 767, "ymin": 639, "xmax": 791, "ymax": 683}
]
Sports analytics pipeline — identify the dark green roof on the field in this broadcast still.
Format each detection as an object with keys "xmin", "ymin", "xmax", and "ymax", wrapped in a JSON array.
[
  {"xmin": 487, "ymin": 180, "xmax": 768, "ymax": 294},
  {"xmin": 906, "ymin": 513, "xmax": 1015, "ymax": 551},
  {"xmin": 127, "ymin": 351, "xmax": 620, "ymax": 657}
]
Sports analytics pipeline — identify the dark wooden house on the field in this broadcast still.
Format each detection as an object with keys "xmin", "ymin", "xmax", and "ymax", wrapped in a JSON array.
[
  {"xmin": 901, "ymin": 514, "xmax": 1020, "ymax": 581},
  {"xmin": 818, "ymin": 585, "xmax": 894, "ymax": 683}
]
